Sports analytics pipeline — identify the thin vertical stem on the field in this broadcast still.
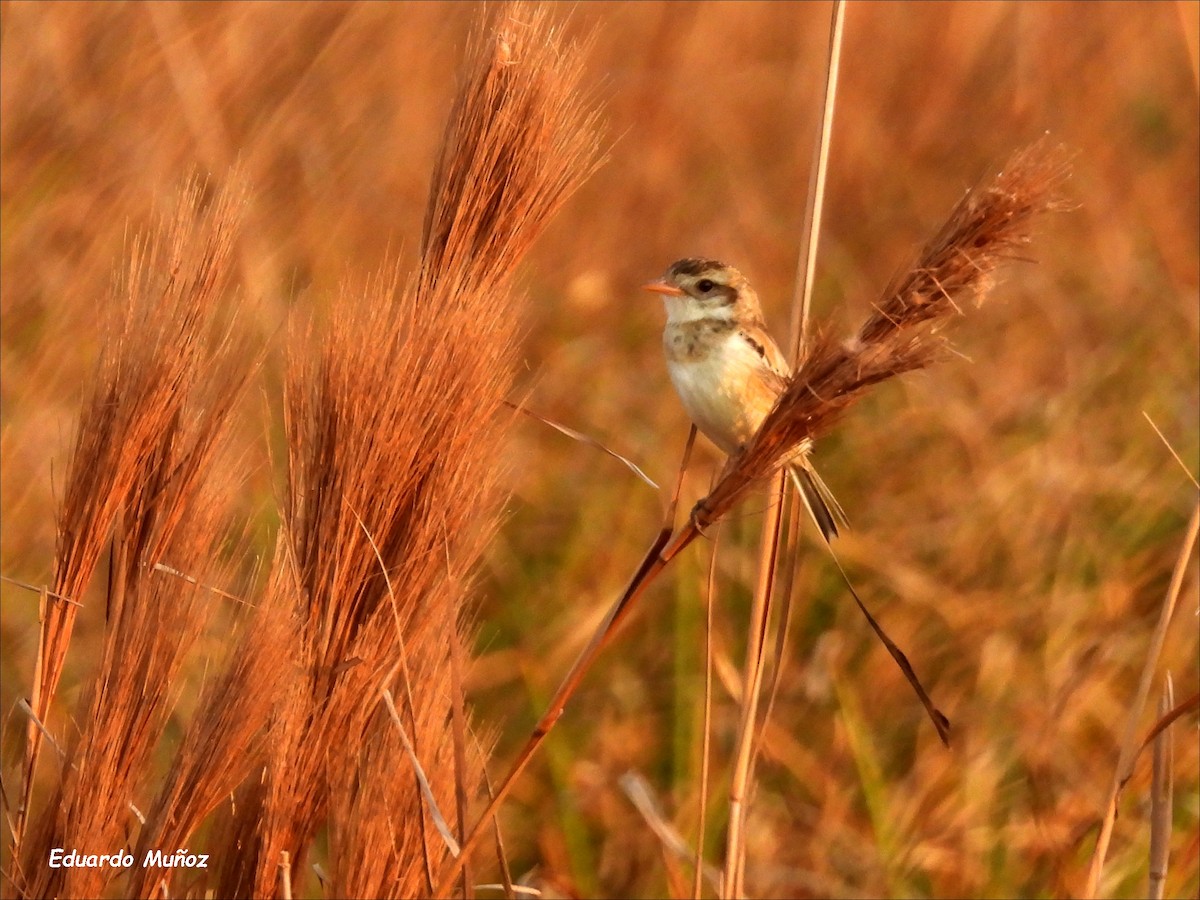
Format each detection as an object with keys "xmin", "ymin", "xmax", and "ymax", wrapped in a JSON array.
[
  {"xmin": 1084, "ymin": 500, "xmax": 1199, "ymax": 898},
  {"xmin": 723, "ymin": 478, "xmax": 785, "ymax": 899},
  {"xmin": 789, "ymin": 0, "xmax": 847, "ymax": 361},
  {"xmin": 1147, "ymin": 673, "xmax": 1175, "ymax": 900},
  {"xmin": 693, "ymin": 531, "xmax": 721, "ymax": 900},
  {"xmin": 724, "ymin": 4, "xmax": 847, "ymax": 895}
]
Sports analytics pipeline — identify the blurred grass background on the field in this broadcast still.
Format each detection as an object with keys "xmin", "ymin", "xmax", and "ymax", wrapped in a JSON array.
[{"xmin": 1, "ymin": 2, "xmax": 1197, "ymax": 897}]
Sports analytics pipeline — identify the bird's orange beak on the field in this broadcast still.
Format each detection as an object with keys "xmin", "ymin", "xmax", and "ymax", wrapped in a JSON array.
[{"xmin": 641, "ymin": 278, "xmax": 685, "ymax": 296}]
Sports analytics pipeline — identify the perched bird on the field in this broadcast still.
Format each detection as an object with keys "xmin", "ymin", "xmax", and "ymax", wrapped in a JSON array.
[{"xmin": 643, "ymin": 257, "xmax": 846, "ymax": 541}]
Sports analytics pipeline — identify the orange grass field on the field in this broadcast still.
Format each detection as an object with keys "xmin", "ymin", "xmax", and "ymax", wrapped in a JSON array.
[{"xmin": 1, "ymin": 2, "xmax": 1197, "ymax": 899}]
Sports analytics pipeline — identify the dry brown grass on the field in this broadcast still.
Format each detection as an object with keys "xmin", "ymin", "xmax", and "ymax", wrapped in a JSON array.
[
  {"xmin": 1, "ymin": 2, "xmax": 1196, "ymax": 899},
  {"xmin": 5, "ymin": 2, "xmax": 599, "ymax": 897},
  {"xmin": 236, "ymin": 6, "xmax": 598, "ymax": 896},
  {"xmin": 9, "ymin": 177, "xmax": 251, "ymax": 897}
]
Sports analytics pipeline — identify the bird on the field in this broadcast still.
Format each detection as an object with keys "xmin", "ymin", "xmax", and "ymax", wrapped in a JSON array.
[{"xmin": 643, "ymin": 257, "xmax": 846, "ymax": 542}]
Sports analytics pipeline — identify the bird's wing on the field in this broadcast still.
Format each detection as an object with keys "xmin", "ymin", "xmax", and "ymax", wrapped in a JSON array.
[{"xmin": 737, "ymin": 321, "xmax": 791, "ymax": 387}]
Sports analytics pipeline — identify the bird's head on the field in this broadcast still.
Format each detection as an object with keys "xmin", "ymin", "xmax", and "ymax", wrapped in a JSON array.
[{"xmin": 642, "ymin": 258, "xmax": 762, "ymax": 323}]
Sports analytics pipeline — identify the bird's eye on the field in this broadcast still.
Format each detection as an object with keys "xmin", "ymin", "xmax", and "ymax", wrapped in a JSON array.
[{"xmin": 696, "ymin": 278, "xmax": 715, "ymax": 293}]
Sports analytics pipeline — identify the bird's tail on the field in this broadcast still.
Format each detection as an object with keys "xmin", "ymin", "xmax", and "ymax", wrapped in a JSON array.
[{"xmin": 787, "ymin": 463, "xmax": 847, "ymax": 543}]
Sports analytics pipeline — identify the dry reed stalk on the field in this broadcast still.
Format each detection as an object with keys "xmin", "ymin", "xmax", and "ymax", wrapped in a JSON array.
[
  {"xmin": 787, "ymin": 0, "xmax": 846, "ymax": 359},
  {"xmin": 726, "ymin": 7, "xmax": 846, "ymax": 894},
  {"xmin": 11, "ymin": 177, "xmax": 248, "ymax": 898},
  {"xmin": 723, "ymin": 476, "xmax": 784, "ymax": 900},
  {"xmin": 756, "ymin": 0, "xmax": 852, "ymax": 763},
  {"xmin": 1084, "ymin": 499, "xmax": 1199, "ymax": 898},
  {"xmin": 1148, "ymin": 674, "xmax": 1175, "ymax": 900},
  {"xmin": 235, "ymin": 4, "xmax": 599, "ymax": 897},
  {"xmin": 694, "ymin": 528, "xmax": 720, "ymax": 900},
  {"xmin": 438, "ymin": 140, "xmax": 1069, "ymax": 894}
]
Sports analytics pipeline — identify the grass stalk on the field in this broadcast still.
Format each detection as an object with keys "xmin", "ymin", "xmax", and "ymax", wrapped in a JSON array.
[
  {"xmin": 723, "ymin": 475, "xmax": 784, "ymax": 899},
  {"xmin": 694, "ymin": 531, "xmax": 720, "ymax": 900},
  {"xmin": 726, "ymin": 4, "xmax": 845, "ymax": 893},
  {"xmin": 1084, "ymin": 499, "xmax": 1199, "ymax": 898},
  {"xmin": 788, "ymin": 0, "xmax": 847, "ymax": 360},
  {"xmin": 1148, "ymin": 673, "xmax": 1175, "ymax": 900}
]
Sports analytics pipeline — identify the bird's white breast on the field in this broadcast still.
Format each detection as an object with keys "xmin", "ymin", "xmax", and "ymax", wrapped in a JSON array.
[{"xmin": 663, "ymin": 323, "xmax": 771, "ymax": 455}]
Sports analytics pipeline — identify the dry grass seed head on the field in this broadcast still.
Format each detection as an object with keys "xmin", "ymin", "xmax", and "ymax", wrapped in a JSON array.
[
  {"xmin": 702, "ymin": 141, "xmax": 1072, "ymax": 524},
  {"xmin": 15, "ymin": 176, "xmax": 248, "ymax": 887}
]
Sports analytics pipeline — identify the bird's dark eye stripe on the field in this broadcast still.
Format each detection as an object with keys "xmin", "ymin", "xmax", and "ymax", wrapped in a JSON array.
[{"xmin": 696, "ymin": 278, "xmax": 715, "ymax": 292}]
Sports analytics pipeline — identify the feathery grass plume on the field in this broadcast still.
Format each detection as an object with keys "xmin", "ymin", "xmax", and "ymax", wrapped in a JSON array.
[
  {"xmin": 12, "ymin": 176, "xmax": 247, "ymax": 866},
  {"xmin": 13, "ymin": 178, "xmax": 251, "ymax": 898},
  {"xmin": 699, "ymin": 141, "xmax": 1072, "ymax": 524},
  {"xmin": 419, "ymin": 2, "xmax": 602, "ymax": 298},
  {"xmin": 246, "ymin": 4, "xmax": 601, "ymax": 896}
]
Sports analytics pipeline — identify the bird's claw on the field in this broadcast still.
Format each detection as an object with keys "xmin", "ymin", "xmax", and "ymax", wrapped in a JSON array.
[{"xmin": 689, "ymin": 499, "xmax": 716, "ymax": 539}]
